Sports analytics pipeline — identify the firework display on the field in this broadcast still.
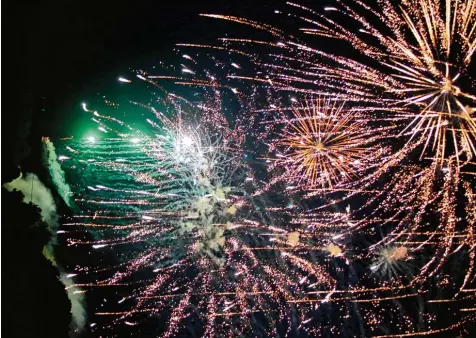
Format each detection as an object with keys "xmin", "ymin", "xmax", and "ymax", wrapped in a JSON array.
[{"xmin": 54, "ymin": 0, "xmax": 476, "ymax": 336}]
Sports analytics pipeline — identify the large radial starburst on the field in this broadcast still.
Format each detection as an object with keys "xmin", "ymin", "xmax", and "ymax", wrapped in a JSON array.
[
  {"xmin": 304, "ymin": 0, "xmax": 476, "ymax": 166},
  {"xmin": 288, "ymin": 0, "xmax": 476, "ymax": 166},
  {"xmin": 197, "ymin": 0, "xmax": 476, "ymax": 166}
]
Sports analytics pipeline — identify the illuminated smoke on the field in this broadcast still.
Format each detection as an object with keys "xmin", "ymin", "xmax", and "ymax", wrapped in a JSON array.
[
  {"xmin": 42, "ymin": 137, "xmax": 74, "ymax": 207},
  {"xmin": 3, "ymin": 172, "xmax": 58, "ymax": 231}
]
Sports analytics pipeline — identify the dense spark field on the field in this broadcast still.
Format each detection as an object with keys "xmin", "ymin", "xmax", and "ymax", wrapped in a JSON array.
[
  {"xmin": 195, "ymin": 0, "xmax": 476, "ymax": 166},
  {"xmin": 54, "ymin": 0, "xmax": 476, "ymax": 336},
  {"xmin": 57, "ymin": 78, "xmax": 376, "ymax": 336},
  {"xmin": 189, "ymin": 0, "xmax": 476, "ymax": 277}
]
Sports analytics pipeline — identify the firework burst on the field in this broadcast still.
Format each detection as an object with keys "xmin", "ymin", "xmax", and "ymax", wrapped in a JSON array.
[
  {"xmin": 179, "ymin": 2, "xmax": 476, "ymax": 334},
  {"xmin": 57, "ymin": 73, "xmax": 363, "ymax": 336},
  {"xmin": 293, "ymin": 0, "xmax": 476, "ymax": 166},
  {"xmin": 266, "ymin": 97, "xmax": 387, "ymax": 190},
  {"xmin": 371, "ymin": 245, "xmax": 412, "ymax": 279}
]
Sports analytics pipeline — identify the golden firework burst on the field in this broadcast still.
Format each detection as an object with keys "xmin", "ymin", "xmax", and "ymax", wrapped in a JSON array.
[
  {"xmin": 269, "ymin": 98, "xmax": 384, "ymax": 189},
  {"xmin": 295, "ymin": 0, "xmax": 476, "ymax": 166},
  {"xmin": 205, "ymin": 1, "xmax": 476, "ymax": 167}
]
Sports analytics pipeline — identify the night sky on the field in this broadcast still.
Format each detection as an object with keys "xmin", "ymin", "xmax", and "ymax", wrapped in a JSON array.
[{"xmin": 4, "ymin": 0, "xmax": 279, "ymax": 141}]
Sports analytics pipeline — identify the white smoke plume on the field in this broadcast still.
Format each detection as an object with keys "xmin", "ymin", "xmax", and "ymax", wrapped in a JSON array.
[
  {"xmin": 41, "ymin": 138, "xmax": 87, "ymax": 335},
  {"xmin": 4, "ymin": 172, "xmax": 87, "ymax": 336},
  {"xmin": 42, "ymin": 137, "xmax": 73, "ymax": 207},
  {"xmin": 60, "ymin": 273, "xmax": 87, "ymax": 336},
  {"xmin": 3, "ymin": 172, "xmax": 58, "ymax": 230}
]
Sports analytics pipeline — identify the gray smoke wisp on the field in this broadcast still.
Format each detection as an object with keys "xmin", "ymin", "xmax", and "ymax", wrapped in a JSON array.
[
  {"xmin": 60, "ymin": 273, "xmax": 87, "ymax": 336},
  {"xmin": 4, "ymin": 172, "xmax": 59, "ymax": 231},
  {"xmin": 4, "ymin": 170, "xmax": 86, "ymax": 336},
  {"xmin": 42, "ymin": 137, "xmax": 74, "ymax": 207}
]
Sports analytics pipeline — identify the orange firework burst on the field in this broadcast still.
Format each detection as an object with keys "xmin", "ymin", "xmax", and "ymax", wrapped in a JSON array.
[{"xmin": 268, "ymin": 98, "xmax": 385, "ymax": 190}]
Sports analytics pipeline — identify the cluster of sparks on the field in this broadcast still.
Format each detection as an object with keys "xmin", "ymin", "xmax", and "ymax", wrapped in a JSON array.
[{"xmin": 54, "ymin": 0, "xmax": 476, "ymax": 336}]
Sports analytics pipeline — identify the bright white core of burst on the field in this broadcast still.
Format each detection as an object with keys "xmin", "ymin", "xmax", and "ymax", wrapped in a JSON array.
[{"xmin": 181, "ymin": 135, "xmax": 194, "ymax": 147}]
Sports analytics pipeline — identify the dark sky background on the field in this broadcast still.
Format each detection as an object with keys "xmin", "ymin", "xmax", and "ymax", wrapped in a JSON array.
[{"xmin": 4, "ymin": 0, "xmax": 282, "ymax": 145}]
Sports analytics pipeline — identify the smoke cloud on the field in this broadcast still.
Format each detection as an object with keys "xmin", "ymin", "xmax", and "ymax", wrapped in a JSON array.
[
  {"xmin": 3, "ymin": 172, "xmax": 58, "ymax": 231},
  {"xmin": 60, "ymin": 273, "xmax": 87, "ymax": 336},
  {"xmin": 42, "ymin": 137, "xmax": 73, "ymax": 207},
  {"xmin": 4, "ymin": 171, "xmax": 86, "ymax": 336}
]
